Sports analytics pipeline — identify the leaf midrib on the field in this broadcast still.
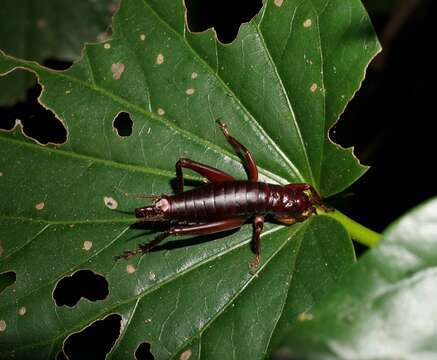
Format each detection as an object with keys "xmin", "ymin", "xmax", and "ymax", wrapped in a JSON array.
[
  {"xmin": 253, "ymin": 21, "xmax": 315, "ymax": 185},
  {"xmin": 0, "ymin": 130, "xmax": 287, "ymax": 189},
  {"xmin": 140, "ymin": 0, "xmax": 307, "ymax": 183},
  {"xmin": 171, "ymin": 223, "xmax": 309, "ymax": 359}
]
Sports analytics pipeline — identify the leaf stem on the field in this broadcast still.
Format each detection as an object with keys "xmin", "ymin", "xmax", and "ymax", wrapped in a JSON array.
[{"xmin": 317, "ymin": 208, "xmax": 381, "ymax": 247}]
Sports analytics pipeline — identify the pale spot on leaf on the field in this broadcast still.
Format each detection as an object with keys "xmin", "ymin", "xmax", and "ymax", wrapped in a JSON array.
[
  {"xmin": 104, "ymin": 43, "xmax": 111, "ymax": 49},
  {"xmin": 140, "ymin": 34, "xmax": 146, "ymax": 41},
  {"xmin": 185, "ymin": 88, "xmax": 195, "ymax": 96},
  {"xmin": 303, "ymin": 19, "xmax": 312, "ymax": 28},
  {"xmin": 18, "ymin": 307, "xmax": 27, "ymax": 316},
  {"xmin": 127, "ymin": 264, "xmax": 136, "ymax": 274},
  {"xmin": 35, "ymin": 202, "xmax": 45, "ymax": 211},
  {"xmin": 82, "ymin": 241, "xmax": 93, "ymax": 251},
  {"xmin": 310, "ymin": 83, "xmax": 318, "ymax": 92},
  {"xmin": 274, "ymin": 0, "xmax": 284, "ymax": 7},
  {"xmin": 156, "ymin": 53, "xmax": 164, "ymax": 65},
  {"xmin": 104, "ymin": 196, "xmax": 118, "ymax": 210},
  {"xmin": 180, "ymin": 349, "xmax": 192, "ymax": 360},
  {"xmin": 191, "ymin": 72, "xmax": 198, "ymax": 80},
  {"xmin": 144, "ymin": 318, "xmax": 152, "ymax": 324},
  {"xmin": 0, "ymin": 320, "xmax": 6, "ymax": 332},
  {"xmin": 111, "ymin": 63, "xmax": 125, "ymax": 80},
  {"xmin": 157, "ymin": 108, "xmax": 165, "ymax": 116}
]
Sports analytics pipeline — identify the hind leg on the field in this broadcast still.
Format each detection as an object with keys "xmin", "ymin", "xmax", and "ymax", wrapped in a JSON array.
[
  {"xmin": 216, "ymin": 120, "xmax": 258, "ymax": 182},
  {"xmin": 115, "ymin": 218, "xmax": 245, "ymax": 260}
]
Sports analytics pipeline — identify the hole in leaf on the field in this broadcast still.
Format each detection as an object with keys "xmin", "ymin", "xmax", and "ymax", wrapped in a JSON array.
[
  {"xmin": 113, "ymin": 111, "xmax": 133, "ymax": 137},
  {"xmin": 63, "ymin": 314, "xmax": 121, "ymax": 360},
  {"xmin": 135, "ymin": 342, "xmax": 155, "ymax": 360},
  {"xmin": 53, "ymin": 269, "xmax": 109, "ymax": 307},
  {"xmin": 43, "ymin": 58, "xmax": 73, "ymax": 71},
  {"xmin": 0, "ymin": 82, "xmax": 67, "ymax": 145},
  {"xmin": 185, "ymin": 0, "xmax": 263, "ymax": 43},
  {"xmin": 0, "ymin": 271, "xmax": 16, "ymax": 295}
]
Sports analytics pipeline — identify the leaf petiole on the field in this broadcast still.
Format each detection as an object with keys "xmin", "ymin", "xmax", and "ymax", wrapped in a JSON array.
[{"xmin": 317, "ymin": 208, "xmax": 381, "ymax": 247}]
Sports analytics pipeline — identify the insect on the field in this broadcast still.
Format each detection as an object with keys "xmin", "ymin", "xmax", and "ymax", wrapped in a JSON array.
[{"xmin": 116, "ymin": 120, "xmax": 329, "ymax": 272}]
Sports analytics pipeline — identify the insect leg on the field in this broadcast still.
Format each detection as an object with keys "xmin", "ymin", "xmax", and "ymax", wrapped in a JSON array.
[
  {"xmin": 250, "ymin": 215, "xmax": 264, "ymax": 273},
  {"xmin": 114, "ymin": 218, "xmax": 245, "ymax": 260},
  {"xmin": 169, "ymin": 218, "xmax": 245, "ymax": 236},
  {"xmin": 114, "ymin": 231, "xmax": 170, "ymax": 260},
  {"xmin": 176, "ymin": 158, "xmax": 234, "ymax": 193},
  {"xmin": 216, "ymin": 120, "xmax": 258, "ymax": 181}
]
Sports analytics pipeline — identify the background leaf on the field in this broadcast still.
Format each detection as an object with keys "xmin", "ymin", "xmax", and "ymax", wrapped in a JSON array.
[
  {"xmin": 283, "ymin": 197, "xmax": 437, "ymax": 359},
  {"xmin": 0, "ymin": 0, "xmax": 117, "ymax": 106},
  {"xmin": 0, "ymin": 0, "xmax": 379, "ymax": 358}
]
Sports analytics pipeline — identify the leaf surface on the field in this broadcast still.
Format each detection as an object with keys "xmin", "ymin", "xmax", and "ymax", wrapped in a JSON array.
[
  {"xmin": 0, "ymin": 0, "xmax": 379, "ymax": 358},
  {"xmin": 284, "ymin": 197, "xmax": 437, "ymax": 359}
]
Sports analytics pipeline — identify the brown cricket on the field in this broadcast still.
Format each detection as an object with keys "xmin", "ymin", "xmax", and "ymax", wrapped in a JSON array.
[{"xmin": 116, "ymin": 120, "xmax": 329, "ymax": 271}]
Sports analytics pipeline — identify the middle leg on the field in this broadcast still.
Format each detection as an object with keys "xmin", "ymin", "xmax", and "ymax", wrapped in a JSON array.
[
  {"xmin": 176, "ymin": 158, "xmax": 234, "ymax": 193},
  {"xmin": 250, "ymin": 215, "xmax": 264, "ymax": 273}
]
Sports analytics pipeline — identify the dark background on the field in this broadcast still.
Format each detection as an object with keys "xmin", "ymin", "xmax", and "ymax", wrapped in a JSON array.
[{"xmin": 333, "ymin": 0, "xmax": 436, "ymax": 233}]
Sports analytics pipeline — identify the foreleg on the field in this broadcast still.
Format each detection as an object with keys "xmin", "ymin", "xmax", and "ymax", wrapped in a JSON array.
[{"xmin": 285, "ymin": 183, "xmax": 332, "ymax": 211}]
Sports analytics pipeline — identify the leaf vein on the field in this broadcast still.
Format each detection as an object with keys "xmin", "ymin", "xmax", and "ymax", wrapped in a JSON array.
[
  {"xmin": 254, "ymin": 24, "xmax": 315, "ymax": 184},
  {"xmin": 139, "ymin": 0, "xmax": 300, "ymax": 183}
]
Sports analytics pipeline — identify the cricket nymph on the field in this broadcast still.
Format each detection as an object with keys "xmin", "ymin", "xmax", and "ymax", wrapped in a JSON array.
[
  {"xmin": 117, "ymin": 120, "xmax": 330, "ymax": 272},
  {"xmin": 135, "ymin": 181, "xmax": 318, "ymax": 223}
]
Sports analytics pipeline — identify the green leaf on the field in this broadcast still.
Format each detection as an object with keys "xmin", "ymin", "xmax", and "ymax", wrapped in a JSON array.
[
  {"xmin": 0, "ymin": 0, "xmax": 379, "ymax": 358},
  {"xmin": 283, "ymin": 197, "xmax": 437, "ymax": 359},
  {"xmin": 0, "ymin": 0, "xmax": 117, "ymax": 106}
]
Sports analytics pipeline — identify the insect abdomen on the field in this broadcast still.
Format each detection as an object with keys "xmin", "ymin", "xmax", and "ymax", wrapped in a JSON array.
[{"xmin": 166, "ymin": 181, "xmax": 272, "ymax": 221}]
